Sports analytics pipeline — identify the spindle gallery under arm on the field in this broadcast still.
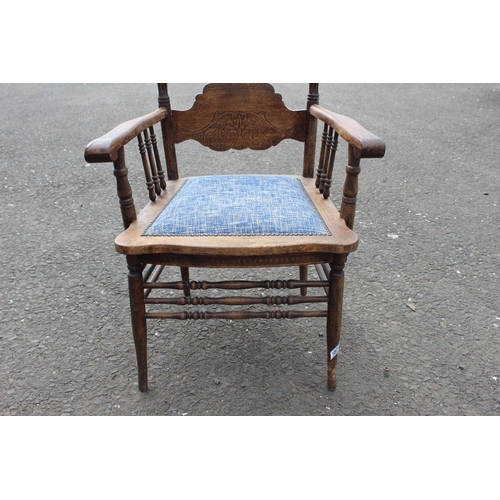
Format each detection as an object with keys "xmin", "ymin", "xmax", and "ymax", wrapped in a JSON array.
[{"xmin": 84, "ymin": 83, "xmax": 385, "ymax": 392}]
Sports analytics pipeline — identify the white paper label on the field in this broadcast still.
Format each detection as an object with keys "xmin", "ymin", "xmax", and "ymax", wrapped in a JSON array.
[{"xmin": 330, "ymin": 345, "xmax": 339, "ymax": 360}]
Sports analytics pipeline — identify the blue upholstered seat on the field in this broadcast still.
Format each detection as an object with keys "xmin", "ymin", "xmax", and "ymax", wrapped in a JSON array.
[{"xmin": 143, "ymin": 175, "xmax": 330, "ymax": 237}]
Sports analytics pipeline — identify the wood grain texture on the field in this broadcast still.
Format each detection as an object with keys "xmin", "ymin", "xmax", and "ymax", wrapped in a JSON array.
[
  {"xmin": 137, "ymin": 251, "xmax": 338, "ymax": 269},
  {"xmin": 309, "ymin": 104, "xmax": 385, "ymax": 159},
  {"xmin": 143, "ymin": 279, "xmax": 329, "ymax": 290},
  {"xmin": 340, "ymin": 145, "xmax": 361, "ymax": 230},
  {"xmin": 326, "ymin": 254, "xmax": 347, "ymax": 390},
  {"xmin": 146, "ymin": 310, "xmax": 328, "ymax": 320},
  {"xmin": 172, "ymin": 84, "xmax": 308, "ymax": 151},
  {"xmin": 145, "ymin": 295, "xmax": 328, "ymax": 306},
  {"xmin": 84, "ymin": 108, "xmax": 167, "ymax": 163},
  {"xmin": 127, "ymin": 256, "xmax": 148, "ymax": 391},
  {"xmin": 114, "ymin": 176, "xmax": 358, "ymax": 257},
  {"xmin": 302, "ymin": 83, "xmax": 319, "ymax": 177},
  {"xmin": 113, "ymin": 148, "xmax": 137, "ymax": 229},
  {"xmin": 158, "ymin": 83, "xmax": 179, "ymax": 180}
]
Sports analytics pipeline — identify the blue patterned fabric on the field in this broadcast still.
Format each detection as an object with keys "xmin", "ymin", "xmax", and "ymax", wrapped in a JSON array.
[{"xmin": 143, "ymin": 175, "xmax": 330, "ymax": 237}]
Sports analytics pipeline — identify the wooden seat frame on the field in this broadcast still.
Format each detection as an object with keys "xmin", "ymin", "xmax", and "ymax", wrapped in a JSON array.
[{"xmin": 84, "ymin": 83, "xmax": 385, "ymax": 392}]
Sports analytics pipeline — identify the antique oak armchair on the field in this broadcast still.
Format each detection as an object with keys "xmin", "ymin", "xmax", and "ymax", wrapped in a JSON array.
[{"xmin": 84, "ymin": 84, "xmax": 385, "ymax": 392}]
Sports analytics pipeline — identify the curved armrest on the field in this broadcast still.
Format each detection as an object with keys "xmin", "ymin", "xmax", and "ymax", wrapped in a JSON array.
[
  {"xmin": 309, "ymin": 104, "xmax": 385, "ymax": 159},
  {"xmin": 84, "ymin": 108, "xmax": 168, "ymax": 163}
]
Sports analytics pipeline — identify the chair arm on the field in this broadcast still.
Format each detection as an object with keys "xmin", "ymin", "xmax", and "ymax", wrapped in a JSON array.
[
  {"xmin": 84, "ymin": 108, "xmax": 168, "ymax": 163},
  {"xmin": 309, "ymin": 104, "xmax": 385, "ymax": 159}
]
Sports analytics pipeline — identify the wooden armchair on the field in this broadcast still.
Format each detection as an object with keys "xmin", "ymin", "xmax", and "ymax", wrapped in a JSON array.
[{"xmin": 84, "ymin": 83, "xmax": 385, "ymax": 392}]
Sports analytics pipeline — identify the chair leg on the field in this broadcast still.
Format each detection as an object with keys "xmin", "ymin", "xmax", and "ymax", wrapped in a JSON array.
[
  {"xmin": 127, "ymin": 256, "xmax": 148, "ymax": 392},
  {"xmin": 326, "ymin": 254, "xmax": 347, "ymax": 391},
  {"xmin": 181, "ymin": 266, "xmax": 190, "ymax": 297},
  {"xmin": 299, "ymin": 265, "xmax": 308, "ymax": 296}
]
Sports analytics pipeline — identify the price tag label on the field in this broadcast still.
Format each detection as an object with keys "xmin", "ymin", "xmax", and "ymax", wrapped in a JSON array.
[{"xmin": 330, "ymin": 345, "xmax": 339, "ymax": 360}]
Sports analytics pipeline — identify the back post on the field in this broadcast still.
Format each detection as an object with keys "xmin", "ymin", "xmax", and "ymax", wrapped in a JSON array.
[
  {"xmin": 158, "ymin": 83, "xmax": 179, "ymax": 181},
  {"xmin": 302, "ymin": 83, "xmax": 319, "ymax": 178}
]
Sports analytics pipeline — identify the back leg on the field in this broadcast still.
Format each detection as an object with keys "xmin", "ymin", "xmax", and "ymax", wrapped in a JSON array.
[
  {"xmin": 181, "ymin": 266, "xmax": 190, "ymax": 297},
  {"xmin": 299, "ymin": 265, "xmax": 308, "ymax": 296}
]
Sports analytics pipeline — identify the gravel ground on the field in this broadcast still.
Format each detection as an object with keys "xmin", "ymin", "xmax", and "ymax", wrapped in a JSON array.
[{"xmin": 1, "ymin": 83, "xmax": 499, "ymax": 417}]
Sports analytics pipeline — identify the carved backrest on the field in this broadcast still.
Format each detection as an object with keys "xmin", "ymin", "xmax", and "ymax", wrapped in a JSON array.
[{"xmin": 171, "ymin": 83, "xmax": 308, "ymax": 151}]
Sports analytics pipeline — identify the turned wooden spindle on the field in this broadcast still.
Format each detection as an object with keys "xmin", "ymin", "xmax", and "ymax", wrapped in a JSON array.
[
  {"xmin": 113, "ymin": 148, "xmax": 137, "ymax": 229},
  {"xmin": 143, "ymin": 265, "xmax": 165, "ymax": 299},
  {"xmin": 143, "ymin": 279, "xmax": 329, "ymax": 290},
  {"xmin": 146, "ymin": 310, "xmax": 328, "ymax": 321},
  {"xmin": 316, "ymin": 123, "xmax": 329, "ymax": 188},
  {"xmin": 145, "ymin": 295, "xmax": 328, "ymax": 306},
  {"xmin": 319, "ymin": 127, "xmax": 334, "ymax": 193},
  {"xmin": 137, "ymin": 134, "xmax": 156, "ymax": 202},
  {"xmin": 143, "ymin": 128, "xmax": 161, "ymax": 196},
  {"xmin": 323, "ymin": 131, "xmax": 339, "ymax": 199},
  {"xmin": 149, "ymin": 126, "xmax": 166, "ymax": 191},
  {"xmin": 340, "ymin": 144, "xmax": 361, "ymax": 230}
]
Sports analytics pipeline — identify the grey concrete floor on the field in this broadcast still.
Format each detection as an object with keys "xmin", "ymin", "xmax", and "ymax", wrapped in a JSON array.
[{"xmin": 1, "ymin": 83, "xmax": 499, "ymax": 417}]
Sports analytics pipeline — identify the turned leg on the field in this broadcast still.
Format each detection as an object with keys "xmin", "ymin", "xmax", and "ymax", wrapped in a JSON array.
[
  {"xmin": 326, "ymin": 254, "xmax": 347, "ymax": 391},
  {"xmin": 127, "ymin": 256, "xmax": 148, "ymax": 392},
  {"xmin": 181, "ymin": 266, "xmax": 190, "ymax": 297},
  {"xmin": 299, "ymin": 265, "xmax": 308, "ymax": 296}
]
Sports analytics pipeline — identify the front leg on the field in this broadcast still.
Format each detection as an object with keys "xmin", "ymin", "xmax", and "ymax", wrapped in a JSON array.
[
  {"xmin": 326, "ymin": 254, "xmax": 347, "ymax": 390},
  {"xmin": 127, "ymin": 255, "xmax": 148, "ymax": 391}
]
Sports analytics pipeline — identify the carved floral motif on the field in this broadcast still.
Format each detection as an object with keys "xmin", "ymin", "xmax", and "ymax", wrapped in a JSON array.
[{"xmin": 175, "ymin": 110, "xmax": 297, "ymax": 151}]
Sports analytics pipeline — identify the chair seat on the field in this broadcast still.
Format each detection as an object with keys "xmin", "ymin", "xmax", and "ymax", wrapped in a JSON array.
[
  {"xmin": 145, "ymin": 175, "xmax": 331, "ymax": 237},
  {"xmin": 114, "ymin": 175, "xmax": 358, "ymax": 259}
]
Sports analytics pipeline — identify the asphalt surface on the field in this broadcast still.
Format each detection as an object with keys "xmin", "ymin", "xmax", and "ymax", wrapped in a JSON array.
[{"xmin": 1, "ymin": 83, "xmax": 499, "ymax": 416}]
